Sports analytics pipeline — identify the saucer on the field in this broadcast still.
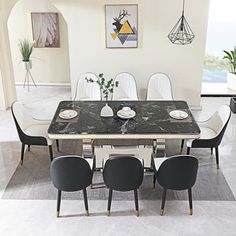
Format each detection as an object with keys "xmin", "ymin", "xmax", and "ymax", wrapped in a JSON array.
[
  {"xmin": 117, "ymin": 110, "xmax": 136, "ymax": 119},
  {"xmin": 169, "ymin": 110, "xmax": 188, "ymax": 120},
  {"xmin": 59, "ymin": 110, "xmax": 78, "ymax": 119}
]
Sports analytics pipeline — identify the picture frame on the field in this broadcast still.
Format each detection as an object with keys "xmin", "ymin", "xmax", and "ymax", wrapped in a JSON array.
[
  {"xmin": 105, "ymin": 4, "xmax": 138, "ymax": 48},
  {"xmin": 31, "ymin": 12, "xmax": 60, "ymax": 48}
]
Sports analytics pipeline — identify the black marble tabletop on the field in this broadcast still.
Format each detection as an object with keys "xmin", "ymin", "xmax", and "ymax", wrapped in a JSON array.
[{"xmin": 48, "ymin": 101, "xmax": 200, "ymax": 138}]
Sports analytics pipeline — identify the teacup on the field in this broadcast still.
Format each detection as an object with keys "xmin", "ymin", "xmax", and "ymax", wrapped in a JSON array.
[{"xmin": 121, "ymin": 107, "xmax": 132, "ymax": 116}]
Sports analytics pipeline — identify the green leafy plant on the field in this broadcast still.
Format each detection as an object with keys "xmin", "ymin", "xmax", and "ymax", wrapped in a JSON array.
[
  {"xmin": 19, "ymin": 39, "xmax": 34, "ymax": 62},
  {"xmin": 223, "ymin": 47, "xmax": 236, "ymax": 74},
  {"xmin": 86, "ymin": 73, "xmax": 119, "ymax": 101}
]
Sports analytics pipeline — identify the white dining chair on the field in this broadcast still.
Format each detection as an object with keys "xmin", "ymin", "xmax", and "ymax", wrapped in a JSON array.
[
  {"xmin": 112, "ymin": 72, "xmax": 138, "ymax": 100},
  {"xmin": 11, "ymin": 101, "xmax": 55, "ymax": 164},
  {"xmin": 184, "ymin": 105, "xmax": 231, "ymax": 169},
  {"xmin": 74, "ymin": 72, "xmax": 101, "ymax": 101},
  {"xmin": 146, "ymin": 73, "xmax": 173, "ymax": 100}
]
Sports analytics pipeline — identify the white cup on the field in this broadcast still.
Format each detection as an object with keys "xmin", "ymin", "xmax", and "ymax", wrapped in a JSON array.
[{"xmin": 121, "ymin": 107, "xmax": 131, "ymax": 115}]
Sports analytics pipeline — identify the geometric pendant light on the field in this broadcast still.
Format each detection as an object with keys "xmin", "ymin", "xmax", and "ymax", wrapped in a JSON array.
[{"xmin": 168, "ymin": 0, "xmax": 195, "ymax": 45}]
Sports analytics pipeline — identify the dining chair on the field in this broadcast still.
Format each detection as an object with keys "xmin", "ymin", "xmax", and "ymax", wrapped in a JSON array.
[
  {"xmin": 153, "ymin": 155, "xmax": 198, "ymax": 216},
  {"xmin": 50, "ymin": 155, "xmax": 94, "ymax": 217},
  {"xmin": 146, "ymin": 73, "xmax": 173, "ymax": 100},
  {"xmin": 73, "ymin": 72, "xmax": 101, "ymax": 100},
  {"xmin": 184, "ymin": 105, "xmax": 231, "ymax": 169},
  {"xmin": 103, "ymin": 156, "xmax": 144, "ymax": 216},
  {"xmin": 11, "ymin": 101, "xmax": 56, "ymax": 165},
  {"xmin": 112, "ymin": 72, "xmax": 138, "ymax": 100}
]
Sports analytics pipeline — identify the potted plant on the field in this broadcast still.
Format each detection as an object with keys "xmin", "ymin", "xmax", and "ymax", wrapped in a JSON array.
[
  {"xmin": 19, "ymin": 39, "xmax": 34, "ymax": 70},
  {"xmin": 86, "ymin": 73, "xmax": 118, "ymax": 117},
  {"xmin": 223, "ymin": 47, "xmax": 236, "ymax": 90}
]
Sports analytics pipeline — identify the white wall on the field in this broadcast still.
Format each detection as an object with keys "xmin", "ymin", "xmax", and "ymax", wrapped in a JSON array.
[
  {"xmin": 53, "ymin": 0, "xmax": 209, "ymax": 106},
  {"xmin": 8, "ymin": 0, "xmax": 70, "ymax": 84},
  {"xmin": 0, "ymin": 0, "xmax": 16, "ymax": 110}
]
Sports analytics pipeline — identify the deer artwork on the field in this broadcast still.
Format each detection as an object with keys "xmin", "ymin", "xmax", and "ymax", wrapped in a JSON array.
[{"xmin": 112, "ymin": 9, "xmax": 130, "ymax": 32}]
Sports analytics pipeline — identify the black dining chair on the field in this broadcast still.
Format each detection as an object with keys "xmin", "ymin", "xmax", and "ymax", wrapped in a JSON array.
[
  {"xmin": 153, "ymin": 155, "xmax": 198, "ymax": 216},
  {"xmin": 11, "ymin": 101, "xmax": 58, "ymax": 164},
  {"xmin": 50, "ymin": 155, "xmax": 94, "ymax": 217},
  {"xmin": 184, "ymin": 105, "xmax": 231, "ymax": 169},
  {"xmin": 103, "ymin": 156, "xmax": 144, "ymax": 216}
]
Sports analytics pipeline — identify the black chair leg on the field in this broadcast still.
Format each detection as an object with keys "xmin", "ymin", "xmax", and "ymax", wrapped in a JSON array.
[
  {"xmin": 181, "ymin": 139, "xmax": 184, "ymax": 152},
  {"xmin": 57, "ymin": 190, "xmax": 61, "ymax": 217},
  {"xmin": 160, "ymin": 188, "xmax": 167, "ymax": 216},
  {"xmin": 134, "ymin": 189, "xmax": 139, "ymax": 216},
  {"xmin": 83, "ymin": 188, "xmax": 89, "ymax": 216},
  {"xmin": 28, "ymin": 145, "xmax": 30, "ymax": 152},
  {"xmin": 211, "ymin": 147, "xmax": 213, "ymax": 155},
  {"xmin": 187, "ymin": 147, "xmax": 191, "ymax": 155},
  {"xmin": 49, "ymin": 145, "xmax": 53, "ymax": 161},
  {"xmin": 107, "ymin": 189, "xmax": 113, "ymax": 216},
  {"xmin": 20, "ymin": 143, "xmax": 25, "ymax": 165},
  {"xmin": 188, "ymin": 188, "xmax": 193, "ymax": 215},
  {"xmin": 56, "ymin": 140, "xmax": 59, "ymax": 152},
  {"xmin": 153, "ymin": 172, "xmax": 156, "ymax": 188},
  {"xmin": 215, "ymin": 146, "xmax": 219, "ymax": 169}
]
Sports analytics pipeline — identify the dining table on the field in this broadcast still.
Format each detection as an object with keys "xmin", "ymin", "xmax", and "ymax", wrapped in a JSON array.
[
  {"xmin": 48, "ymin": 100, "xmax": 200, "ymax": 140},
  {"xmin": 48, "ymin": 100, "xmax": 200, "ymax": 168}
]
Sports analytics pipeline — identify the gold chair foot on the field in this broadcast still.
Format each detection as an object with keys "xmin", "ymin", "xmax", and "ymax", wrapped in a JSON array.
[
  {"xmin": 189, "ymin": 208, "xmax": 193, "ymax": 215},
  {"xmin": 86, "ymin": 210, "xmax": 89, "ymax": 216},
  {"xmin": 56, "ymin": 211, "xmax": 60, "ymax": 218},
  {"xmin": 20, "ymin": 160, "xmax": 23, "ymax": 165},
  {"xmin": 136, "ymin": 210, "xmax": 140, "ymax": 217},
  {"xmin": 107, "ymin": 210, "xmax": 111, "ymax": 216},
  {"xmin": 160, "ymin": 209, "xmax": 164, "ymax": 216}
]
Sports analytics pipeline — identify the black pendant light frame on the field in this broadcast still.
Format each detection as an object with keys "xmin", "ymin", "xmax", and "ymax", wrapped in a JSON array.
[{"xmin": 168, "ymin": 0, "xmax": 195, "ymax": 45}]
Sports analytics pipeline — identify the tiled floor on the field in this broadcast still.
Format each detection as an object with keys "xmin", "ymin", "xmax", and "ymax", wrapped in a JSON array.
[{"xmin": 0, "ymin": 86, "xmax": 236, "ymax": 235}]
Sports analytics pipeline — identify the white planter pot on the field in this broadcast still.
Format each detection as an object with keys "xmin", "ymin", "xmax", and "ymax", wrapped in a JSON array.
[
  {"xmin": 227, "ymin": 73, "xmax": 236, "ymax": 91},
  {"xmin": 23, "ymin": 60, "xmax": 32, "ymax": 70},
  {"xmin": 100, "ymin": 103, "xmax": 113, "ymax": 117}
]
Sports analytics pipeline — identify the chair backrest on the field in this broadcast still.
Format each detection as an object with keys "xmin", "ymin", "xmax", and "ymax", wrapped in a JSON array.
[
  {"xmin": 146, "ymin": 73, "xmax": 173, "ymax": 100},
  {"xmin": 112, "ymin": 73, "xmax": 138, "ymax": 100},
  {"xmin": 157, "ymin": 155, "xmax": 198, "ymax": 190},
  {"xmin": 208, "ymin": 105, "xmax": 231, "ymax": 135},
  {"xmin": 74, "ymin": 73, "xmax": 101, "ymax": 100},
  {"xmin": 50, "ymin": 156, "xmax": 92, "ymax": 191},
  {"xmin": 103, "ymin": 156, "xmax": 144, "ymax": 191},
  {"xmin": 11, "ymin": 102, "xmax": 35, "ymax": 132}
]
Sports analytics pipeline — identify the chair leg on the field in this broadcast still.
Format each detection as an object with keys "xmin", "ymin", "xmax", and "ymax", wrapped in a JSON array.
[
  {"xmin": 107, "ymin": 189, "xmax": 113, "ymax": 216},
  {"xmin": 187, "ymin": 147, "xmax": 191, "ymax": 155},
  {"xmin": 83, "ymin": 188, "xmax": 89, "ymax": 216},
  {"xmin": 215, "ymin": 147, "xmax": 219, "ymax": 169},
  {"xmin": 160, "ymin": 188, "xmax": 167, "ymax": 216},
  {"xmin": 181, "ymin": 139, "xmax": 184, "ymax": 152},
  {"xmin": 20, "ymin": 143, "xmax": 25, "ymax": 165},
  {"xmin": 57, "ymin": 190, "xmax": 61, "ymax": 218},
  {"xmin": 211, "ymin": 147, "xmax": 213, "ymax": 155},
  {"xmin": 134, "ymin": 189, "xmax": 139, "ymax": 217},
  {"xmin": 49, "ymin": 145, "xmax": 53, "ymax": 161},
  {"xmin": 28, "ymin": 145, "xmax": 30, "ymax": 152},
  {"xmin": 153, "ymin": 172, "xmax": 156, "ymax": 188},
  {"xmin": 56, "ymin": 140, "xmax": 59, "ymax": 152},
  {"xmin": 188, "ymin": 188, "xmax": 193, "ymax": 215}
]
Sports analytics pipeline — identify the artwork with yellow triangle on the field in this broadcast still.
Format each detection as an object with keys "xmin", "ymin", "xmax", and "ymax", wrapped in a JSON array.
[{"xmin": 106, "ymin": 5, "xmax": 138, "ymax": 48}]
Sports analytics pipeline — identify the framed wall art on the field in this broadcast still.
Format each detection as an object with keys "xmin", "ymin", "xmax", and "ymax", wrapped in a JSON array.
[
  {"xmin": 105, "ymin": 4, "xmax": 138, "ymax": 48},
  {"xmin": 31, "ymin": 12, "xmax": 60, "ymax": 48}
]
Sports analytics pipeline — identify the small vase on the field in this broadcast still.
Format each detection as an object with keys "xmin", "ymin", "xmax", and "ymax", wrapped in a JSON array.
[{"xmin": 100, "ymin": 103, "xmax": 113, "ymax": 117}]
